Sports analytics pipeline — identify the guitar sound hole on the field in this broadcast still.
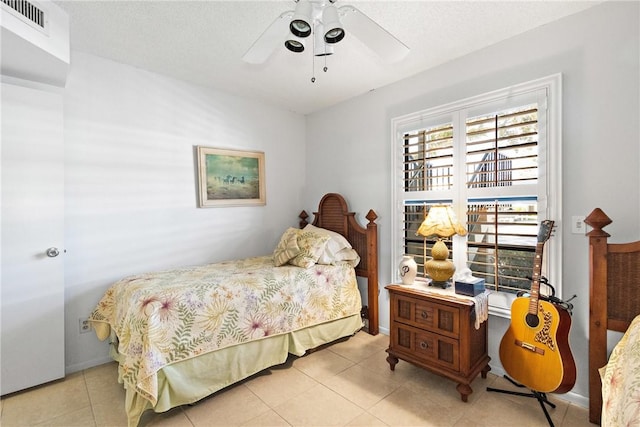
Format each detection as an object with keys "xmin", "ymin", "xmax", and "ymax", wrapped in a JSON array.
[{"xmin": 526, "ymin": 313, "xmax": 540, "ymax": 328}]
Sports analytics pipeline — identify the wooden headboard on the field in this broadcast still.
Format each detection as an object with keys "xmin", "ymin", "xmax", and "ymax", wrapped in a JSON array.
[
  {"xmin": 299, "ymin": 193, "xmax": 379, "ymax": 335},
  {"xmin": 586, "ymin": 208, "xmax": 640, "ymax": 424}
]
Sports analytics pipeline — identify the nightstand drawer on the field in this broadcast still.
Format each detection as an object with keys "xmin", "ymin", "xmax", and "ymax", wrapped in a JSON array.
[
  {"xmin": 394, "ymin": 294, "xmax": 460, "ymax": 339},
  {"xmin": 392, "ymin": 323, "xmax": 460, "ymax": 372}
]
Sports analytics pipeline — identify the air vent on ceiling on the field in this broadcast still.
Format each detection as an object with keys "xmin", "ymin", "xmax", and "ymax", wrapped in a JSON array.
[{"xmin": 1, "ymin": 0, "xmax": 48, "ymax": 34}]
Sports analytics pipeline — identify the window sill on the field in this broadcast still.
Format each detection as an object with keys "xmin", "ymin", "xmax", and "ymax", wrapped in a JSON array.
[{"xmin": 488, "ymin": 291, "xmax": 518, "ymax": 319}]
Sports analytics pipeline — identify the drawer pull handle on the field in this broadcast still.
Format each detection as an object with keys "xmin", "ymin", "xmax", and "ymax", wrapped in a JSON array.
[
  {"xmin": 420, "ymin": 341, "xmax": 428, "ymax": 350},
  {"xmin": 421, "ymin": 311, "xmax": 428, "ymax": 319}
]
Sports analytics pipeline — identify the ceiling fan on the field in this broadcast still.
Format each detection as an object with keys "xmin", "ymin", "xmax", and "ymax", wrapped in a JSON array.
[{"xmin": 242, "ymin": 0, "xmax": 410, "ymax": 65}]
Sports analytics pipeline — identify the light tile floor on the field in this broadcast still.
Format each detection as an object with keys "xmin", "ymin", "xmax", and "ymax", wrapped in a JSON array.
[{"xmin": 1, "ymin": 331, "xmax": 591, "ymax": 426}]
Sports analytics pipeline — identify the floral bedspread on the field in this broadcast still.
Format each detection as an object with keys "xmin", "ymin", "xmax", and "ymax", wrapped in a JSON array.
[
  {"xmin": 600, "ymin": 314, "xmax": 640, "ymax": 426},
  {"xmin": 89, "ymin": 256, "xmax": 361, "ymax": 406}
]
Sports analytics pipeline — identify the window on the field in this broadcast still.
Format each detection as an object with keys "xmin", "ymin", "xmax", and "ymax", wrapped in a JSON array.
[{"xmin": 391, "ymin": 75, "xmax": 562, "ymax": 317}]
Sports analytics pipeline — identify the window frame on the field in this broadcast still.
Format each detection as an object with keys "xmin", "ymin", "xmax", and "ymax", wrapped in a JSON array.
[{"xmin": 390, "ymin": 74, "xmax": 562, "ymax": 318}]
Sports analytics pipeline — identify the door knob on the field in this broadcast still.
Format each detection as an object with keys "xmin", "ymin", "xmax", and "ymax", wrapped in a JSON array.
[{"xmin": 46, "ymin": 247, "xmax": 60, "ymax": 258}]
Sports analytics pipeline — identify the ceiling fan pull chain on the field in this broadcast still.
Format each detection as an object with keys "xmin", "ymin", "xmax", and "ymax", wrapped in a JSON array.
[
  {"xmin": 323, "ymin": 49, "xmax": 328, "ymax": 73},
  {"xmin": 311, "ymin": 23, "xmax": 316, "ymax": 83}
]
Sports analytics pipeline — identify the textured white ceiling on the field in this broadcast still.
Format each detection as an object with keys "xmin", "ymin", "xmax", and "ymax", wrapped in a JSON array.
[{"xmin": 54, "ymin": 0, "xmax": 601, "ymax": 115}]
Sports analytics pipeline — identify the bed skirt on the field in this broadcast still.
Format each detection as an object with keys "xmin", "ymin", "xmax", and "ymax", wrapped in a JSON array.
[{"xmin": 113, "ymin": 313, "xmax": 363, "ymax": 427}]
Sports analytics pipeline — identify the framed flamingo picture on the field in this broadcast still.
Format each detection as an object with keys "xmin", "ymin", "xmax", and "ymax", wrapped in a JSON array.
[{"xmin": 197, "ymin": 146, "xmax": 266, "ymax": 207}]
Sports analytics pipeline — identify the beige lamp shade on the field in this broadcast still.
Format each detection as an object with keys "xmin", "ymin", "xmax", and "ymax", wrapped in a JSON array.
[
  {"xmin": 417, "ymin": 205, "xmax": 467, "ymax": 288},
  {"xmin": 416, "ymin": 205, "xmax": 467, "ymax": 238}
]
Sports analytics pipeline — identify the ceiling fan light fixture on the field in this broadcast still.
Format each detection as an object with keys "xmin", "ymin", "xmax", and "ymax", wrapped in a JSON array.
[
  {"xmin": 322, "ymin": 5, "xmax": 344, "ymax": 44},
  {"xmin": 284, "ymin": 36, "xmax": 305, "ymax": 53},
  {"xmin": 314, "ymin": 23, "xmax": 334, "ymax": 56},
  {"xmin": 290, "ymin": 0, "xmax": 313, "ymax": 38},
  {"xmin": 242, "ymin": 0, "xmax": 409, "ymax": 67}
]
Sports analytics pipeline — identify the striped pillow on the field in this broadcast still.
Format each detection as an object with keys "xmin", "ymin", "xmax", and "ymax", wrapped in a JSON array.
[
  {"xmin": 289, "ymin": 230, "xmax": 330, "ymax": 268},
  {"xmin": 273, "ymin": 228, "xmax": 301, "ymax": 266}
]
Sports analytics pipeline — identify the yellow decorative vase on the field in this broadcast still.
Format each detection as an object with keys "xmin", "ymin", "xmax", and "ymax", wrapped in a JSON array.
[{"xmin": 426, "ymin": 239, "xmax": 455, "ymax": 288}]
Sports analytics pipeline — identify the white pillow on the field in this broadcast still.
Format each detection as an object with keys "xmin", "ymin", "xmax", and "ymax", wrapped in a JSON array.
[
  {"xmin": 304, "ymin": 224, "xmax": 353, "ymax": 265},
  {"xmin": 334, "ymin": 248, "xmax": 360, "ymax": 267}
]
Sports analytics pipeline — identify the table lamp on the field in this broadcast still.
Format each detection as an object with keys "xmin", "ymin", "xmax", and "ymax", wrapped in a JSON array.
[{"xmin": 416, "ymin": 205, "xmax": 467, "ymax": 288}]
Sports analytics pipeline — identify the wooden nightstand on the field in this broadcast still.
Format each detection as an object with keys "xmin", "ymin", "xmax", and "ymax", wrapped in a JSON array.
[{"xmin": 385, "ymin": 284, "xmax": 491, "ymax": 402}]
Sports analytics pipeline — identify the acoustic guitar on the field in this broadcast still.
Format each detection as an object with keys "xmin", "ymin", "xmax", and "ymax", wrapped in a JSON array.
[{"xmin": 498, "ymin": 220, "xmax": 576, "ymax": 393}]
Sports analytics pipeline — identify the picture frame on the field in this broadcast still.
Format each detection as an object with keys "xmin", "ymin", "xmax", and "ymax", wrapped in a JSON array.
[{"xmin": 197, "ymin": 146, "xmax": 266, "ymax": 207}]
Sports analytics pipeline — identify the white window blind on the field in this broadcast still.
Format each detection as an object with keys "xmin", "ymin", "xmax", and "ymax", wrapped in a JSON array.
[
  {"xmin": 464, "ymin": 104, "xmax": 540, "ymax": 294},
  {"xmin": 466, "ymin": 197, "xmax": 538, "ymax": 294},
  {"xmin": 466, "ymin": 105, "xmax": 538, "ymax": 189},
  {"xmin": 402, "ymin": 123, "xmax": 454, "ymax": 193},
  {"xmin": 391, "ymin": 75, "xmax": 562, "ymax": 316},
  {"xmin": 401, "ymin": 123, "xmax": 455, "ymax": 279}
]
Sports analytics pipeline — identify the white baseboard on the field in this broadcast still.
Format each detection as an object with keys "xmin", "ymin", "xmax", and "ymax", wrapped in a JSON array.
[{"xmin": 65, "ymin": 356, "xmax": 113, "ymax": 375}]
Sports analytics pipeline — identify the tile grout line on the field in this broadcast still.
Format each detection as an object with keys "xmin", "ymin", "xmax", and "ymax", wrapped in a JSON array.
[{"xmin": 83, "ymin": 370, "xmax": 99, "ymax": 427}]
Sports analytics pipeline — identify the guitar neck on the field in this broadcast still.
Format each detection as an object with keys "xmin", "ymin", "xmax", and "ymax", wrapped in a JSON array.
[{"xmin": 527, "ymin": 242, "xmax": 545, "ymax": 315}]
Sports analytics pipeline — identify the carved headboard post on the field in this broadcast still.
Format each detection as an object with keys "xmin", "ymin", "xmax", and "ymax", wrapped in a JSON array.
[
  {"xmin": 585, "ymin": 207, "xmax": 612, "ymax": 425},
  {"xmin": 299, "ymin": 210, "xmax": 309, "ymax": 229},
  {"xmin": 365, "ymin": 209, "xmax": 379, "ymax": 335}
]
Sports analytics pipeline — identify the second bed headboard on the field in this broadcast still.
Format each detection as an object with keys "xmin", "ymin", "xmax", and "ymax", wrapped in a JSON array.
[{"xmin": 586, "ymin": 207, "xmax": 640, "ymax": 424}]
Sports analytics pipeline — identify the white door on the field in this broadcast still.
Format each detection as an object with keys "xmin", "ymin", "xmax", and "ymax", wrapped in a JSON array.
[{"xmin": 1, "ymin": 81, "xmax": 65, "ymax": 394}]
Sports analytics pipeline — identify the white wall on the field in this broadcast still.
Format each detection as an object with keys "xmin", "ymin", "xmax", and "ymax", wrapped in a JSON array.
[
  {"xmin": 305, "ymin": 1, "xmax": 639, "ymax": 406},
  {"xmin": 64, "ymin": 52, "xmax": 307, "ymax": 372}
]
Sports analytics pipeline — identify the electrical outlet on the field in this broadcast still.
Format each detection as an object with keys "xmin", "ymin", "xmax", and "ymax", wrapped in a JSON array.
[
  {"xmin": 571, "ymin": 215, "xmax": 586, "ymax": 234},
  {"xmin": 79, "ymin": 317, "xmax": 91, "ymax": 334}
]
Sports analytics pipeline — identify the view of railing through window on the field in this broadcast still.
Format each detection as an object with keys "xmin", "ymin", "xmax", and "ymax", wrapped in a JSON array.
[
  {"xmin": 465, "ymin": 104, "xmax": 539, "ymax": 293},
  {"xmin": 466, "ymin": 105, "xmax": 539, "ymax": 188},
  {"xmin": 466, "ymin": 199, "xmax": 538, "ymax": 292},
  {"xmin": 402, "ymin": 124, "xmax": 455, "ymax": 279},
  {"xmin": 401, "ymin": 104, "xmax": 539, "ymax": 293},
  {"xmin": 402, "ymin": 124, "xmax": 454, "ymax": 192}
]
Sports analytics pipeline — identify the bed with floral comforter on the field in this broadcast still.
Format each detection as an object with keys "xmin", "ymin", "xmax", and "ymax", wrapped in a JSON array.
[
  {"xmin": 89, "ymin": 255, "xmax": 362, "ymax": 426},
  {"xmin": 599, "ymin": 314, "xmax": 640, "ymax": 426}
]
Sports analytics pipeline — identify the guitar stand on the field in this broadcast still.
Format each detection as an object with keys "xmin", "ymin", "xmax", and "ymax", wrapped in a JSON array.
[{"xmin": 487, "ymin": 375, "xmax": 556, "ymax": 427}]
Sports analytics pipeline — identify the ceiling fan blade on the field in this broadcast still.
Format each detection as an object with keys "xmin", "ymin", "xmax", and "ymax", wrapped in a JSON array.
[
  {"xmin": 339, "ymin": 5, "xmax": 409, "ymax": 63},
  {"xmin": 242, "ymin": 11, "xmax": 293, "ymax": 64}
]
